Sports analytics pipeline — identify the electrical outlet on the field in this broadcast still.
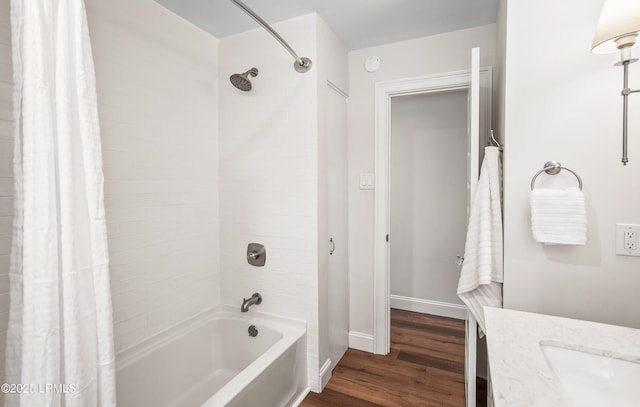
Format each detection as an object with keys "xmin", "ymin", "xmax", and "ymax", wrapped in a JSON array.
[
  {"xmin": 625, "ymin": 231, "xmax": 637, "ymax": 250},
  {"xmin": 616, "ymin": 224, "xmax": 640, "ymax": 257}
]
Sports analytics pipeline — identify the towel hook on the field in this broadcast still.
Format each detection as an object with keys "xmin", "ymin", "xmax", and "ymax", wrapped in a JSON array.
[
  {"xmin": 530, "ymin": 161, "xmax": 583, "ymax": 191},
  {"xmin": 488, "ymin": 130, "xmax": 503, "ymax": 151}
]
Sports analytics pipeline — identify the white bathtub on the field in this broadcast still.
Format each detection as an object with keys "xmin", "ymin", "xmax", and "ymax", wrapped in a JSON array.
[{"xmin": 115, "ymin": 306, "xmax": 307, "ymax": 407}]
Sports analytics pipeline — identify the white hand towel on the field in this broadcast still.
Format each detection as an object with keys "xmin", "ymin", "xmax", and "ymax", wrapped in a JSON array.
[{"xmin": 531, "ymin": 187, "xmax": 587, "ymax": 245}]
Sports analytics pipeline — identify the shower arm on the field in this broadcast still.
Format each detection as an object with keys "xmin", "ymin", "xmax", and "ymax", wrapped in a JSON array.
[{"xmin": 230, "ymin": 0, "xmax": 312, "ymax": 73}]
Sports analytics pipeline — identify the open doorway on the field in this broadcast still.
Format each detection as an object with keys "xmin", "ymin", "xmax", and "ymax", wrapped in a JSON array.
[
  {"xmin": 389, "ymin": 90, "xmax": 469, "ymax": 320},
  {"xmin": 387, "ymin": 88, "xmax": 487, "ymax": 405},
  {"xmin": 372, "ymin": 50, "xmax": 492, "ymax": 407}
]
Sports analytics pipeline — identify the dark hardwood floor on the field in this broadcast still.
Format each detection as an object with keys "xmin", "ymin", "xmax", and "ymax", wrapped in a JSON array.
[{"xmin": 301, "ymin": 309, "xmax": 487, "ymax": 407}]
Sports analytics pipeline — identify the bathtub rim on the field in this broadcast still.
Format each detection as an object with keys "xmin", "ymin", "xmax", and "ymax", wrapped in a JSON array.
[{"xmin": 115, "ymin": 305, "xmax": 306, "ymax": 372}]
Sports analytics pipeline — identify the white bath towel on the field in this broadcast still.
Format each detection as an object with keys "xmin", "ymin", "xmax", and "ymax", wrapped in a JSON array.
[
  {"xmin": 531, "ymin": 187, "xmax": 587, "ymax": 245},
  {"xmin": 457, "ymin": 146, "xmax": 503, "ymax": 335}
]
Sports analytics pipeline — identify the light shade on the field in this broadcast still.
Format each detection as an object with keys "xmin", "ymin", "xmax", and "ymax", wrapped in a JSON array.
[{"xmin": 592, "ymin": 0, "xmax": 640, "ymax": 54}]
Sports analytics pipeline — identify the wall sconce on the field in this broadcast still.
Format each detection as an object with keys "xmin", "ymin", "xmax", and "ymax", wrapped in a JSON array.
[{"xmin": 592, "ymin": 0, "xmax": 640, "ymax": 165}]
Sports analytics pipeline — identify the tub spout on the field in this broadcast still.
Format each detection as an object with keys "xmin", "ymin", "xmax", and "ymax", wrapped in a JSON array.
[{"xmin": 241, "ymin": 293, "xmax": 262, "ymax": 312}]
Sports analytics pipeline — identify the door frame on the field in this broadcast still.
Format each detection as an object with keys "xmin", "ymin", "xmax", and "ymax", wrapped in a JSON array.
[{"xmin": 373, "ymin": 65, "xmax": 491, "ymax": 406}]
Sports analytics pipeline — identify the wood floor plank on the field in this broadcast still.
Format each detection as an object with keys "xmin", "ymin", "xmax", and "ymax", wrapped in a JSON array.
[
  {"xmin": 391, "ymin": 326, "xmax": 465, "ymax": 355},
  {"xmin": 300, "ymin": 309, "xmax": 483, "ymax": 407},
  {"xmin": 393, "ymin": 320, "xmax": 466, "ymax": 340},
  {"xmin": 338, "ymin": 350, "xmax": 465, "ymax": 398},
  {"xmin": 338, "ymin": 348, "xmax": 427, "ymax": 380},
  {"xmin": 327, "ymin": 366, "xmax": 448, "ymax": 407},
  {"xmin": 397, "ymin": 350, "xmax": 465, "ymax": 375},
  {"xmin": 362, "ymin": 365, "xmax": 466, "ymax": 400},
  {"xmin": 391, "ymin": 309, "xmax": 465, "ymax": 331},
  {"xmin": 302, "ymin": 387, "xmax": 383, "ymax": 407},
  {"xmin": 391, "ymin": 323, "xmax": 465, "ymax": 345},
  {"xmin": 425, "ymin": 366, "xmax": 465, "ymax": 383},
  {"xmin": 391, "ymin": 341, "xmax": 465, "ymax": 364},
  {"xmin": 476, "ymin": 378, "xmax": 488, "ymax": 407}
]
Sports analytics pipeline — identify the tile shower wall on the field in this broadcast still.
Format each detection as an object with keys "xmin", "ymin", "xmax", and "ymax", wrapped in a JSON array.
[
  {"xmin": 218, "ymin": 14, "xmax": 320, "ymax": 391},
  {"xmin": 0, "ymin": 0, "xmax": 12, "ymax": 386},
  {"xmin": 86, "ymin": 0, "xmax": 220, "ymax": 352}
]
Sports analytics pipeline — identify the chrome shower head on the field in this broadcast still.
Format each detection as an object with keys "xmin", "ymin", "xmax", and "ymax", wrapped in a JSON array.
[{"xmin": 230, "ymin": 67, "xmax": 258, "ymax": 91}]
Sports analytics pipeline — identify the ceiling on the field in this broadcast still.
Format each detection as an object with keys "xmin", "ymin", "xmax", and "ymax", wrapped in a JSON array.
[{"xmin": 155, "ymin": 0, "xmax": 499, "ymax": 50}]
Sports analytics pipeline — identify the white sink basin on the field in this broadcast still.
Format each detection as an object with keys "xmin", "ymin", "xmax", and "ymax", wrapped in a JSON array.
[{"xmin": 541, "ymin": 343, "xmax": 640, "ymax": 407}]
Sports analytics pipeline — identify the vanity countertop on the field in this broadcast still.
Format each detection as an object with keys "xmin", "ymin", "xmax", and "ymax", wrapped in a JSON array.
[{"xmin": 484, "ymin": 307, "xmax": 640, "ymax": 407}]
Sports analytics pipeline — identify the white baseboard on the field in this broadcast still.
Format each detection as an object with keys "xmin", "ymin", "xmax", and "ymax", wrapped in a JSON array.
[
  {"xmin": 348, "ymin": 331, "xmax": 374, "ymax": 353},
  {"xmin": 319, "ymin": 358, "xmax": 332, "ymax": 390},
  {"xmin": 290, "ymin": 387, "xmax": 310, "ymax": 407},
  {"xmin": 390, "ymin": 294, "xmax": 467, "ymax": 320}
]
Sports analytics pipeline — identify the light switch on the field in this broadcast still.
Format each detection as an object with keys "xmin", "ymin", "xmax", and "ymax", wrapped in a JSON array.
[{"xmin": 359, "ymin": 173, "xmax": 374, "ymax": 190}]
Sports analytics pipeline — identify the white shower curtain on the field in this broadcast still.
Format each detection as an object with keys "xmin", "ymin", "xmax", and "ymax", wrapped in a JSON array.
[{"xmin": 6, "ymin": 0, "xmax": 116, "ymax": 406}]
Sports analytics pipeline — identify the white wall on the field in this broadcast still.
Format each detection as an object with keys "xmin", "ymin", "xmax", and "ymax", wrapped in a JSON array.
[
  {"xmin": 348, "ymin": 24, "xmax": 497, "ymax": 338},
  {"xmin": 390, "ymin": 91, "xmax": 467, "ymax": 305},
  {"xmin": 0, "ymin": 0, "xmax": 12, "ymax": 387},
  {"xmin": 86, "ymin": 0, "xmax": 220, "ymax": 352},
  {"xmin": 502, "ymin": 0, "xmax": 640, "ymax": 328}
]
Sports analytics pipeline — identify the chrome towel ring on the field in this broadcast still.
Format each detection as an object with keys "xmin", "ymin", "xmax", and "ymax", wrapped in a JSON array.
[{"xmin": 530, "ymin": 161, "xmax": 583, "ymax": 191}]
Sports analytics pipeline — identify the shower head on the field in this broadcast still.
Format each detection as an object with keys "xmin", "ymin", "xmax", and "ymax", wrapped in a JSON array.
[{"xmin": 230, "ymin": 67, "xmax": 258, "ymax": 91}]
